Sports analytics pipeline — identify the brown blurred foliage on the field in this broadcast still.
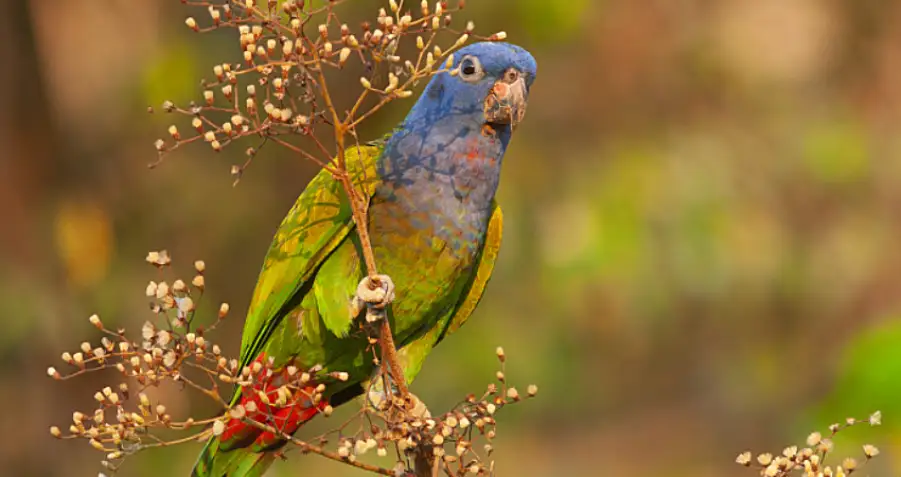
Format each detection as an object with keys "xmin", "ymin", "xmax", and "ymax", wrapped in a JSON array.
[{"xmin": 4, "ymin": 0, "xmax": 901, "ymax": 476}]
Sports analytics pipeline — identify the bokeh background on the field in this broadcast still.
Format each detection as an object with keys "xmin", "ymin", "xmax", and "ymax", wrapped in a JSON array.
[{"xmin": 4, "ymin": 0, "xmax": 901, "ymax": 475}]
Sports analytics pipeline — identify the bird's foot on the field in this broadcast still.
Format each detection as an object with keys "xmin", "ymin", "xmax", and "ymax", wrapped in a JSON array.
[
  {"xmin": 366, "ymin": 387, "xmax": 431, "ymax": 419},
  {"xmin": 353, "ymin": 274, "xmax": 395, "ymax": 322}
]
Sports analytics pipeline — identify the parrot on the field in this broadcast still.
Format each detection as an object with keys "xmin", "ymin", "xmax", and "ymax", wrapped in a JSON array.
[{"xmin": 192, "ymin": 41, "xmax": 537, "ymax": 477}]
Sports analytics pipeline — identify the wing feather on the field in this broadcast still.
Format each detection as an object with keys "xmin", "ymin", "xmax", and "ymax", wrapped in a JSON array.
[{"xmin": 237, "ymin": 143, "xmax": 383, "ymax": 369}]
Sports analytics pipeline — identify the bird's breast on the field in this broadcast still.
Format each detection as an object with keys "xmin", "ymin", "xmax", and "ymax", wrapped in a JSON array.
[{"xmin": 366, "ymin": 184, "xmax": 490, "ymax": 340}]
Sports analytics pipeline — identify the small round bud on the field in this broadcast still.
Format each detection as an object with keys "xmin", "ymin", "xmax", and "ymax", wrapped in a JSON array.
[
  {"xmin": 870, "ymin": 410, "xmax": 882, "ymax": 426},
  {"xmin": 89, "ymin": 314, "xmax": 102, "ymax": 329},
  {"xmin": 863, "ymin": 444, "xmax": 880, "ymax": 458},
  {"xmin": 506, "ymin": 387, "xmax": 520, "ymax": 400},
  {"xmin": 806, "ymin": 432, "xmax": 822, "ymax": 446},
  {"xmin": 339, "ymin": 47, "xmax": 351, "ymax": 65}
]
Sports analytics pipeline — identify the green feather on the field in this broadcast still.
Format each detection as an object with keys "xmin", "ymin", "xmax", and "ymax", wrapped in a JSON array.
[
  {"xmin": 374, "ymin": 203, "xmax": 503, "ymax": 386},
  {"xmin": 238, "ymin": 141, "xmax": 384, "ymax": 371}
]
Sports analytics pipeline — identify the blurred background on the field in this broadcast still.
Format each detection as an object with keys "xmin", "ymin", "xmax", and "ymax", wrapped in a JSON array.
[{"xmin": 3, "ymin": 0, "xmax": 901, "ymax": 475}]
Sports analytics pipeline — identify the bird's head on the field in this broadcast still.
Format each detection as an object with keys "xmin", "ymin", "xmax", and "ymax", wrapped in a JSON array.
[{"xmin": 407, "ymin": 42, "xmax": 537, "ymax": 135}]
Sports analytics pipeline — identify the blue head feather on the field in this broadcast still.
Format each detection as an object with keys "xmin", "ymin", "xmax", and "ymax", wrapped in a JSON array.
[
  {"xmin": 401, "ymin": 42, "xmax": 537, "ymax": 140},
  {"xmin": 375, "ymin": 42, "xmax": 536, "ymax": 255}
]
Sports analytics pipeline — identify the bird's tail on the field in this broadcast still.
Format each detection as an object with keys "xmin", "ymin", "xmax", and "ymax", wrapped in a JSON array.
[{"xmin": 192, "ymin": 360, "xmax": 327, "ymax": 476}]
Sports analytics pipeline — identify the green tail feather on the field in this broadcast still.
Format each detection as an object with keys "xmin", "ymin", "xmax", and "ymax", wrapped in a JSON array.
[{"xmin": 192, "ymin": 436, "xmax": 274, "ymax": 477}]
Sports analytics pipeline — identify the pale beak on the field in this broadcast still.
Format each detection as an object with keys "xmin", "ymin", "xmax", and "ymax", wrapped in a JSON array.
[{"xmin": 484, "ymin": 69, "xmax": 528, "ymax": 130}]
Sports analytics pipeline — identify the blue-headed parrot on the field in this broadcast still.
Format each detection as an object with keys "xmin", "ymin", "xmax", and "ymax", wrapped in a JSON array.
[{"xmin": 193, "ymin": 41, "xmax": 537, "ymax": 477}]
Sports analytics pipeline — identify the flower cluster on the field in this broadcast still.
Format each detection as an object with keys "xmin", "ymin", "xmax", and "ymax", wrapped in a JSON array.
[
  {"xmin": 150, "ymin": 0, "xmax": 505, "ymax": 184},
  {"xmin": 48, "ymin": 254, "xmax": 537, "ymax": 476},
  {"xmin": 735, "ymin": 411, "xmax": 882, "ymax": 477}
]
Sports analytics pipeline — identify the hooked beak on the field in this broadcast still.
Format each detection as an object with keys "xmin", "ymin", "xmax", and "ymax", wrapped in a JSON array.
[{"xmin": 483, "ymin": 69, "xmax": 528, "ymax": 131}]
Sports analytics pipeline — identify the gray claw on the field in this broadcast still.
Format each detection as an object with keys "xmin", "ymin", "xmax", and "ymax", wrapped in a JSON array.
[{"xmin": 354, "ymin": 275, "xmax": 395, "ymax": 321}]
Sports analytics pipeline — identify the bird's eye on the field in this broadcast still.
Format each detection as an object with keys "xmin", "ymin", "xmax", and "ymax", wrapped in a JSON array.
[{"xmin": 458, "ymin": 55, "xmax": 483, "ymax": 82}]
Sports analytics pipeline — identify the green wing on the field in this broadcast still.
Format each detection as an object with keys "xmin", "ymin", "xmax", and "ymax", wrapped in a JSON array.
[
  {"xmin": 237, "ymin": 142, "xmax": 383, "ymax": 372},
  {"xmin": 440, "ymin": 203, "xmax": 503, "ymax": 341},
  {"xmin": 393, "ymin": 202, "xmax": 504, "ymax": 384}
]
